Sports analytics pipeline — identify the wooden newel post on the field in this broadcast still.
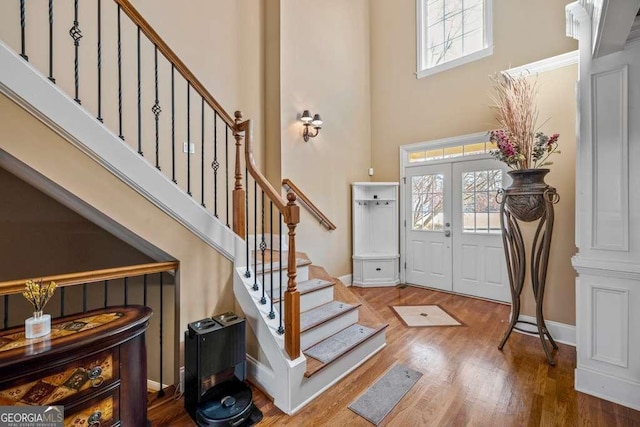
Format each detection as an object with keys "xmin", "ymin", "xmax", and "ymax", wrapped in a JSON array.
[
  {"xmin": 232, "ymin": 111, "xmax": 246, "ymax": 239},
  {"xmin": 284, "ymin": 191, "xmax": 301, "ymax": 359}
]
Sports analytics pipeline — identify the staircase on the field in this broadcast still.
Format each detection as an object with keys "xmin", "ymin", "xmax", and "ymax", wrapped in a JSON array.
[
  {"xmin": 235, "ymin": 249, "xmax": 387, "ymax": 413},
  {"xmin": 0, "ymin": 0, "xmax": 387, "ymax": 415}
]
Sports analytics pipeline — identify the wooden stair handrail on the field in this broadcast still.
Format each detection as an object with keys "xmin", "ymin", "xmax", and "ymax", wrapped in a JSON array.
[
  {"xmin": 282, "ymin": 179, "xmax": 336, "ymax": 231},
  {"xmin": 0, "ymin": 261, "xmax": 179, "ymax": 297},
  {"xmin": 114, "ymin": 0, "xmax": 235, "ymax": 128},
  {"xmin": 235, "ymin": 114, "xmax": 301, "ymax": 359}
]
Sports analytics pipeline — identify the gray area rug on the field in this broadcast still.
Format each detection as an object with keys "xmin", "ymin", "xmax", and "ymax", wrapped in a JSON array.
[
  {"xmin": 304, "ymin": 324, "xmax": 375, "ymax": 362},
  {"xmin": 348, "ymin": 364, "xmax": 423, "ymax": 425}
]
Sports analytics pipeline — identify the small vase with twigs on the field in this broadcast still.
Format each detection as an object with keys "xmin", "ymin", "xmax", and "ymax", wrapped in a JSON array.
[{"xmin": 23, "ymin": 279, "xmax": 57, "ymax": 339}]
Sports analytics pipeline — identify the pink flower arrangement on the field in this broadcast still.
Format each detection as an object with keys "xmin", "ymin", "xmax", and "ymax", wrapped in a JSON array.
[{"xmin": 489, "ymin": 74, "xmax": 561, "ymax": 169}]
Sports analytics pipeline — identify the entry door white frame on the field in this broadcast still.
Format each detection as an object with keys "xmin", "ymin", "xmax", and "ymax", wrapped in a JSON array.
[{"xmin": 399, "ymin": 131, "xmax": 492, "ymax": 284}]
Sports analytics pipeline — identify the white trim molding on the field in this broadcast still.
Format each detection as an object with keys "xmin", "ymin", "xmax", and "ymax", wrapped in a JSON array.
[
  {"xmin": 504, "ymin": 50, "xmax": 579, "ymax": 77},
  {"xmin": 515, "ymin": 315, "xmax": 576, "ymax": 347},
  {"xmin": 627, "ymin": 16, "xmax": 640, "ymax": 46},
  {"xmin": 417, "ymin": 46, "xmax": 494, "ymax": 79},
  {"xmin": 575, "ymin": 367, "xmax": 640, "ymax": 411},
  {"xmin": 572, "ymin": 256, "xmax": 640, "ymax": 280},
  {"xmin": 416, "ymin": 0, "xmax": 494, "ymax": 79},
  {"xmin": 338, "ymin": 274, "xmax": 353, "ymax": 287},
  {"xmin": 590, "ymin": 64, "xmax": 629, "ymax": 252}
]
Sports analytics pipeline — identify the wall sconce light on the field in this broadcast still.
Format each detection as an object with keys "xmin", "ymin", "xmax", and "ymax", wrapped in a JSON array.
[{"xmin": 301, "ymin": 110, "xmax": 323, "ymax": 142}]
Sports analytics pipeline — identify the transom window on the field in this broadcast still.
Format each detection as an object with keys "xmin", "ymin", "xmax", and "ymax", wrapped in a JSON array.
[
  {"xmin": 408, "ymin": 141, "xmax": 496, "ymax": 163},
  {"xmin": 417, "ymin": 0, "xmax": 493, "ymax": 78}
]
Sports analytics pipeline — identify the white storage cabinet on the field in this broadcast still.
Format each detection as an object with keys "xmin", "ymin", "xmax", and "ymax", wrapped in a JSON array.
[{"xmin": 352, "ymin": 182, "xmax": 400, "ymax": 287}]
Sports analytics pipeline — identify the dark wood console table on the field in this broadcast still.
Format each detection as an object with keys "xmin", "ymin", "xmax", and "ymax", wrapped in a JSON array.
[{"xmin": 0, "ymin": 305, "xmax": 152, "ymax": 426}]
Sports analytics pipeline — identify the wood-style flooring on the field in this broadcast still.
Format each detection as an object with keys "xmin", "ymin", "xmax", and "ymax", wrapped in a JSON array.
[{"xmin": 148, "ymin": 285, "xmax": 640, "ymax": 426}]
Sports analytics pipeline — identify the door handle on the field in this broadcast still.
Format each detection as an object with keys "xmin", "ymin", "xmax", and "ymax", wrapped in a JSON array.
[{"xmin": 444, "ymin": 230, "xmax": 451, "ymax": 237}]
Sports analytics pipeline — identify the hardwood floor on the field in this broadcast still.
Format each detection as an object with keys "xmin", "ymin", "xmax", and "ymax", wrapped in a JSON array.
[{"xmin": 148, "ymin": 285, "xmax": 640, "ymax": 426}]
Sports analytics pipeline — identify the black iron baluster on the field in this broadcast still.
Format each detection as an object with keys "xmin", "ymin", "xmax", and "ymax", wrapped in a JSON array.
[
  {"xmin": 124, "ymin": 276, "xmax": 128, "ymax": 305},
  {"xmin": 137, "ymin": 28, "xmax": 142, "ymax": 155},
  {"xmin": 60, "ymin": 287, "xmax": 65, "ymax": 316},
  {"xmin": 225, "ymin": 126, "xmax": 230, "ymax": 227},
  {"xmin": 260, "ymin": 191, "xmax": 267, "ymax": 305},
  {"xmin": 268, "ymin": 202, "xmax": 275, "ymax": 319},
  {"xmin": 153, "ymin": 46, "xmax": 161, "ymax": 169},
  {"xmin": 117, "ymin": 5, "xmax": 123, "ymax": 139},
  {"xmin": 70, "ymin": 0, "xmax": 82, "ymax": 104},
  {"xmin": 19, "ymin": 0, "xmax": 27, "ymax": 60},
  {"xmin": 48, "ymin": 0, "xmax": 55, "ymax": 82},
  {"xmin": 245, "ymin": 167, "xmax": 250, "ymax": 278},
  {"xmin": 103, "ymin": 280, "xmax": 108, "ymax": 307},
  {"xmin": 212, "ymin": 112, "xmax": 219, "ymax": 217},
  {"xmin": 3, "ymin": 296, "xmax": 8, "ymax": 330},
  {"xmin": 143, "ymin": 274, "xmax": 148, "ymax": 306},
  {"xmin": 201, "ymin": 98, "xmax": 205, "ymax": 206},
  {"xmin": 82, "ymin": 283, "xmax": 87, "ymax": 312},
  {"xmin": 186, "ymin": 82, "xmax": 192, "ymax": 196},
  {"xmin": 158, "ymin": 272, "xmax": 165, "ymax": 397},
  {"xmin": 171, "ymin": 66, "xmax": 176, "ymax": 183},
  {"xmin": 278, "ymin": 213, "xmax": 284, "ymax": 334},
  {"xmin": 253, "ymin": 179, "xmax": 258, "ymax": 291},
  {"xmin": 96, "ymin": 0, "xmax": 103, "ymax": 122}
]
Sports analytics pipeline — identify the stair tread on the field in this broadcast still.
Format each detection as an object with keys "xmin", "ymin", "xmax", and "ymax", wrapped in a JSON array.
[
  {"xmin": 300, "ymin": 301, "xmax": 360, "ymax": 332},
  {"xmin": 268, "ymin": 278, "xmax": 334, "ymax": 301},
  {"xmin": 303, "ymin": 323, "xmax": 388, "ymax": 378}
]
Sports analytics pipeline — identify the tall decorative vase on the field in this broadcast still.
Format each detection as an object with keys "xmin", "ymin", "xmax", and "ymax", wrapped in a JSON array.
[
  {"xmin": 25, "ymin": 311, "xmax": 51, "ymax": 339},
  {"xmin": 505, "ymin": 168, "xmax": 550, "ymax": 222}
]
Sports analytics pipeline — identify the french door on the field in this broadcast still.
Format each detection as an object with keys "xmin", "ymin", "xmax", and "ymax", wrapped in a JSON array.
[{"xmin": 404, "ymin": 158, "xmax": 511, "ymax": 302}]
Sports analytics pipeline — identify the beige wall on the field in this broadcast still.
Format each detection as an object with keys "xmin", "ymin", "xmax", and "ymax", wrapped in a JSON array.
[
  {"xmin": 276, "ymin": 0, "xmax": 372, "ymax": 277},
  {"xmin": 370, "ymin": 0, "xmax": 577, "ymax": 181},
  {"xmin": 519, "ymin": 65, "xmax": 577, "ymax": 325},
  {"xmin": 0, "ymin": 93, "xmax": 234, "ymax": 343},
  {"xmin": 0, "ymin": 0, "xmax": 579, "ymax": 327},
  {"xmin": 369, "ymin": 0, "xmax": 577, "ymax": 324},
  {"xmin": 129, "ymin": 0, "xmax": 266, "ymax": 169},
  {"xmin": 0, "ymin": 167, "xmax": 155, "ymax": 280},
  {"xmin": 0, "ymin": 0, "xmax": 265, "ymax": 214}
]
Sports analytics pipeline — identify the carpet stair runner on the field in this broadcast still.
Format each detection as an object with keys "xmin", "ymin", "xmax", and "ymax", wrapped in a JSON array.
[
  {"xmin": 268, "ymin": 277, "xmax": 336, "ymax": 312},
  {"xmin": 254, "ymin": 251, "xmax": 388, "ymax": 380}
]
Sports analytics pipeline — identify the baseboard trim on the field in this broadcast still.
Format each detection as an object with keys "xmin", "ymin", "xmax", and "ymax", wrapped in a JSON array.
[
  {"xmin": 516, "ymin": 315, "xmax": 576, "ymax": 347},
  {"xmin": 575, "ymin": 366, "xmax": 640, "ymax": 411},
  {"xmin": 338, "ymin": 274, "xmax": 352, "ymax": 287},
  {"xmin": 147, "ymin": 379, "xmax": 171, "ymax": 392},
  {"xmin": 246, "ymin": 354, "xmax": 276, "ymax": 401},
  {"xmin": 352, "ymin": 280, "xmax": 400, "ymax": 288}
]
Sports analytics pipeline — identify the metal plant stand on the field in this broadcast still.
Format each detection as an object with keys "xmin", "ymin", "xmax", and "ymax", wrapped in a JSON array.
[{"xmin": 497, "ymin": 187, "xmax": 560, "ymax": 365}]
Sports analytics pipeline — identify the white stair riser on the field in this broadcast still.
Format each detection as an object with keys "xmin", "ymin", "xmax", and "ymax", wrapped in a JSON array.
[
  {"xmin": 291, "ymin": 330, "xmax": 387, "ymax": 413},
  {"xmin": 272, "ymin": 287, "xmax": 335, "ymax": 313},
  {"xmin": 300, "ymin": 287, "xmax": 334, "ymax": 312},
  {"xmin": 301, "ymin": 309, "xmax": 359, "ymax": 350},
  {"xmin": 258, "ymin": 266, "xmax": 309, "ymax": 292}
]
